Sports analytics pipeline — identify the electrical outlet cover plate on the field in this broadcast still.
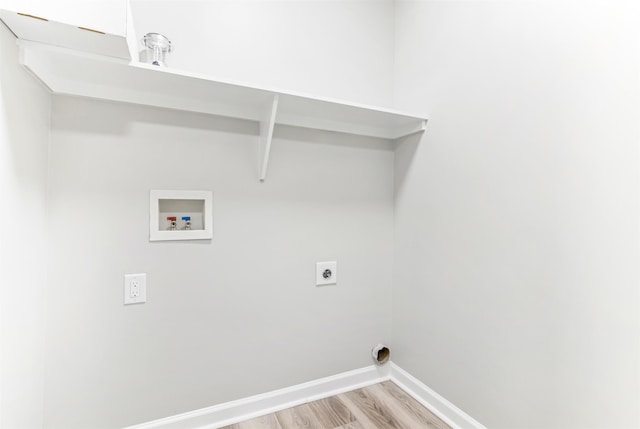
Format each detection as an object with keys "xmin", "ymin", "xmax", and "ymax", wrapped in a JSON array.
[
  {"xmin": 316, "ymin": 261, "xmax": 337, "ymax": 286},
  {"xmin": 124, "ymin": 273, "xmax": 147, "ymax": 304}
]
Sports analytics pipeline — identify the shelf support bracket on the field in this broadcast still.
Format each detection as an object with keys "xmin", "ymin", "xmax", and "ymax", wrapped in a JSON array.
[{"xmin": 259, "ymin": 94, "xmax": 279, "ymax": 182}]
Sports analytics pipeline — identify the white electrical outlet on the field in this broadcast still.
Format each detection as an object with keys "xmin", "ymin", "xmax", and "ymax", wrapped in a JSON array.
[
  {"xmin": 316, "ymin": 261, "xmax": 337, "ymax": 286},
  {"xmin": 130, "ymin": 278, "xmax": 140, "ymax": 297},
  {"xmin": 124, "ymin": 273, "xmax": 146, "ymax": 304}
]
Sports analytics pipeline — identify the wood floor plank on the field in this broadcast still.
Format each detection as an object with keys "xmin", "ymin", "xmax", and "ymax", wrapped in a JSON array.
[
  {"xmin": 307, "ymin": 396, "xmax": 356, "ymax": 427},
  {"xmin": 333, "ymin": 422, "xmax": 365, "ymax": 429},
  {"xmin": 378, "ymin": 381, "xmax": 452, "ymax": 429},
  {"xmin": 339, "ymin": 386, "xmax": 406, "ymax": 428},
  {"xmin": 220, "ymin": 381, "xmax": 452, "ymax": 429},
  {"xmin": 275, "ymin": 403, "xmax": 323, "ymax": 429},
  {"xmin": 363, "ymin": 383, "xmax": 431, "ymax": 429},
  {"xmin": 221, "ymin": 413, "xmax": 283, "ymax": 429}
]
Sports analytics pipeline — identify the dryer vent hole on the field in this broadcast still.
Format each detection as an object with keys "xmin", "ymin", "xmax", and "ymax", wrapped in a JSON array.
[{"xmin": 372, "ymin": 345, "xmax": 390, "ymax": 365}]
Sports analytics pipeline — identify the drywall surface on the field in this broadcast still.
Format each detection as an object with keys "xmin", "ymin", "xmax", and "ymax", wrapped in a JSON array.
[
  {"xmin": 0, "ymin": 22, "xmax": 50, "ymax": 429},
  {"xmin": 392, "ymin": 1, "xmax": 640, "ymax": 428},
  {"xmin": 44, "ymin": 96, "xmax": 394, "ymax": 428},
  {"xmin": 130, "ymin": 0, "xmax": 395, "ymax": 107}
]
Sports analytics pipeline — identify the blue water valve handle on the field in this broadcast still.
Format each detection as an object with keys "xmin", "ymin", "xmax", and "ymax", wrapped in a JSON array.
[{"xmin": 181, "ymin": 216, "xmax": 191, "ymax": 221}]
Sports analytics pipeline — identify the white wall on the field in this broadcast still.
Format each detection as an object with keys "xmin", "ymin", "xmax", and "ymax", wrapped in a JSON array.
[
  {"xmin": 6, "ymin": 1, "xmax": 637, "ymax": 428},
  {"xmin": 39, "ymin": 3, "xmax": 397, "ymax": 427},
  {"xmin": 0, "ymin": 22, "xmax": 50, "ymax": 429},
  {"xmin": 129, "ymin": 0, "xmax": 395, "ymax": 107},
  {"xmin": 392, "ymin": 1, "xmax": 640, "ymax": 428},
  {"xmin": 43, "ymin": 96, "xmax": 394, "ymax": 428}
]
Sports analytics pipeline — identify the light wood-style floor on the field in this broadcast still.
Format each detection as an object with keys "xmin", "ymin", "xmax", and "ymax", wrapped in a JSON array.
[{"xmin": 220, "ymin": 381, "xmax": 452, "ymax": 429}]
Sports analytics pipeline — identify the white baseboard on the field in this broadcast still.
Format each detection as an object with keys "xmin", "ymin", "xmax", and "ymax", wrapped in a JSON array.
[
  {"xmin": 389, "ymin": 363, "xmax": 487, "ymax": 429},
  {"xmin": 122, "ymin": 365, "xmax": 390, "ymax": 429},
  {"xmin": 123, "ymin": 362, "xmax": 485, "ymax": 429}
]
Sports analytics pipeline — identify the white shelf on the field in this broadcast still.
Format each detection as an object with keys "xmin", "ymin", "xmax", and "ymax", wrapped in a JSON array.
[
  {"xmin": 0, "ymin": 8, "xmax": 130, "ymax": 59},
  {"xmin": 2, "ymin": 9, "xmax": 427, "ymax": 180}
]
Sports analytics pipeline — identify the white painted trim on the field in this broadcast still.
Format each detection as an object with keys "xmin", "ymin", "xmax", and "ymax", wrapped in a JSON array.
[
  {"xmin": 122, "ymin": 365, "xmax": 390, "ymax": 429},
  {"xmin": 389, "ymin": 363, "xmax": 487, "ymax": 429},
  {"xmin": 122, "ymin": 362, "xmax": 486, "ymax": 429}
]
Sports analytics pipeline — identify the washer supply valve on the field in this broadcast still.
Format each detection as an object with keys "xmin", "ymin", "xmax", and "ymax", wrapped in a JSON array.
[
  {"xmin": 182, "ymin": 216, "xmax": 191, "ymax": 230},
  {"xmin": 167, "ymin": 216, "xmax": 177, "ymax": 230}
]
